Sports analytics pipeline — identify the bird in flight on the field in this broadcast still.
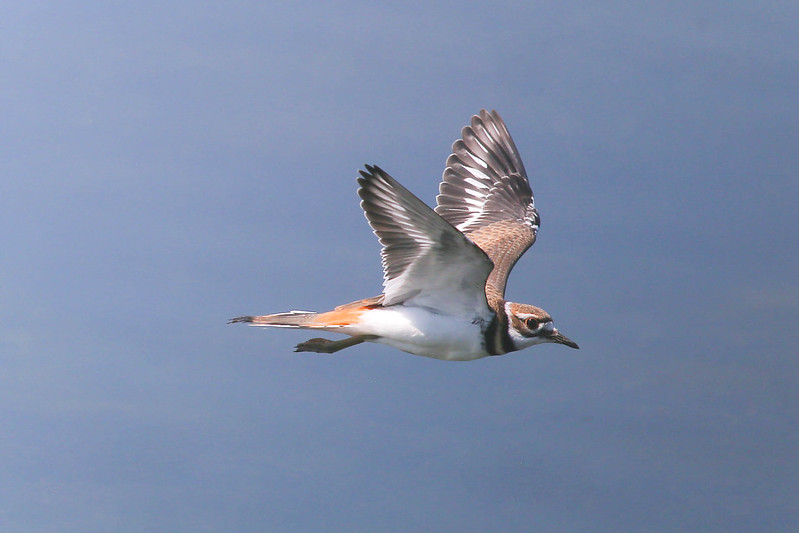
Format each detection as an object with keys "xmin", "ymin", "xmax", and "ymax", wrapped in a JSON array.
[{"xmin": 230, "ymin": 110, "xmax": 578, "ymax": 361}]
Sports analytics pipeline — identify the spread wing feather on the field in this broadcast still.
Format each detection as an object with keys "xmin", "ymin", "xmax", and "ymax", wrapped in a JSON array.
[
  {"xmin": 358, "ymin": 165, "xmax": 494, "ymax": 318},
  {"xmin": 435, "ymin": 110, "xmax": 539, "ymax": 303}
]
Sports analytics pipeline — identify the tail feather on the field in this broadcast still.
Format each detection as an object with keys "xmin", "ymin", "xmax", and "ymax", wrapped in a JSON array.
[
  {"xmin": 230, "ymin": 305, "xmax": 368, "ymax": 330},
  {"xmin": 228, "ymin": 310, "xmax": 325, "ymax": 328}
]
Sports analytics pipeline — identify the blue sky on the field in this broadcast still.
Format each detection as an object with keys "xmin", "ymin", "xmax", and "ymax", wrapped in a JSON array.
[{"xmin": 2, "ymin": 1, "xmax": 797, "ymax": 531}]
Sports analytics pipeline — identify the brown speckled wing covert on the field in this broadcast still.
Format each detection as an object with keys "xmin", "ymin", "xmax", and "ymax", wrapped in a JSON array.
[{"xmin": 435, "ymin": 110, "xmax": 539, "ymax": 305}]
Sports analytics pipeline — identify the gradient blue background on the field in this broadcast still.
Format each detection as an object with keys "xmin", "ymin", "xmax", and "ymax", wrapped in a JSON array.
[{"xmin": 2, "ymin": 2, "xmax": 797, "ymax": 531}]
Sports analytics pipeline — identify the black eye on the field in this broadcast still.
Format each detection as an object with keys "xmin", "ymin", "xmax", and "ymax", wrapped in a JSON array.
[{"xmin": 525, "ymin": 318, "xmax": 539, "ymax": 330}]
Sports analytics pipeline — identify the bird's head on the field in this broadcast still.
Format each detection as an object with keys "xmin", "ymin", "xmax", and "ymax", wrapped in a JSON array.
[{"xmin": 505, "ymin": 302, "xmax": 579, "ymax": 350}]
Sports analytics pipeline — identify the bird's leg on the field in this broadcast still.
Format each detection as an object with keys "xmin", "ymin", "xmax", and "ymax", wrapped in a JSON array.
[{"xmin": 294, "ymin": 335, "xmax": 378, "ymax": 354}]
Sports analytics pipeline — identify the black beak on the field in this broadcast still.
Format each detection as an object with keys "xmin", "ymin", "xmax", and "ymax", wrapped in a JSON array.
[{"xmin": 550, "ymin": 329, "xmax": 579, "ymax": 349}]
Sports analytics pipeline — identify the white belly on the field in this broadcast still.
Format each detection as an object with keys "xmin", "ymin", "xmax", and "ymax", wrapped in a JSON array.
[{"xmin": 349, "ymin": 306, "xmax": 490, "ymax": 361}]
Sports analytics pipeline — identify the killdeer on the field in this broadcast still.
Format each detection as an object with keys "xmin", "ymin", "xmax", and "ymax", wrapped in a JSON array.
[{"xmin": 230, "ymin": 110, "xmax": 578, "ymax": 361}]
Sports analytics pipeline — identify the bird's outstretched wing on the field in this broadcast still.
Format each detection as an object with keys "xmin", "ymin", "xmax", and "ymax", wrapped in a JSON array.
[
  {"xmin": 358, "ymin": 165, "xmax": 494, "ymax": 319},
  {"xmin": 435, "ymin": 110, "xmax": 539, "ymax": 304}
]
